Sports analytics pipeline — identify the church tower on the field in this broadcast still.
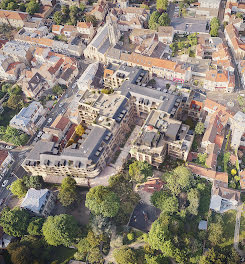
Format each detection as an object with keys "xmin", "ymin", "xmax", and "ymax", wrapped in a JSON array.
[{"xmin": 107, "ymin": 15, "xmax": 120, "ymax": 46}]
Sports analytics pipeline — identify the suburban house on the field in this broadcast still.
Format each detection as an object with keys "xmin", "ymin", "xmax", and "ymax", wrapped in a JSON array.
[
  {"xmin": 10, "ymin": 101, "xmax": 45, "ymax": 135},
  {"xmin": 21, "ymin": 188, "xmax": 56, "ymax": 217},
  {"xmin": 0, "ymin": 150, "xmax": 14, "ymax": 177}
]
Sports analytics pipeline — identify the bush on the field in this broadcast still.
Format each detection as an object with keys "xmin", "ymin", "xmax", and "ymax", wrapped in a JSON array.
[{"xmin": 127, "ymin": 233, "xmax": 134, "ymax": 241}]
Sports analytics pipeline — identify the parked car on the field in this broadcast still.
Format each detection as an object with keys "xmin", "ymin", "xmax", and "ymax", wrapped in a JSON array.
[
  {"xmin": 59, "ymin": 102, "xmax": 64, "ymax": 108},
  {"xmin": 47, "ymin": 118, "xmax": 52, "ymax": 124},
  {"xmin": 2, "ymin": 180, "xmax": 8, "ymax": 187},
  {"xmin": 37, "ymin": 131, "xmax": 43, "ymax": 138},
  {"xmin": 5, "ymin": 145, "xmax": 13, "ymax": 149}
]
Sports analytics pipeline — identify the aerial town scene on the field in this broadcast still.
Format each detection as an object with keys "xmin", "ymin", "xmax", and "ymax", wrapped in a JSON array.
[{"xmin": 0, "ymin": 0, "xmax": 245, "ymax": 263}]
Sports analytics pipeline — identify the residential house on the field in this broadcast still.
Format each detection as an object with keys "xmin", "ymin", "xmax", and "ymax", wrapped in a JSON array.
[
  {"xmin": 187, "ymin": 163, "xmax": 229, "ymax": 186},
  {"xmin": 0, "ymin": 150, "xmax": 14, "ymax": 177},
  {"xmin": 1, "ymin": 41, "xmax": 33, "ymax": 65},
  {"xmin": 0, "ymin": 10, "xmax": 29, "ymax": 27},
  {"xmin": 10, "ymin": 101, "xmax": 45, "ymax": 135},
  {"xmin": 21, "ymin": 188, "xmax": 56, "ymax": 217},
  {"xmin": 224, "ymin": 23, "xmax": 245, "ymax": 61},
  {"xmin": 210, "ymin": 185, "xmax": 240, "ymax": 212},
  {"xmin": 77, "ymin": 22, "xmax": 95, "ymax": 41},
  {"xmin": 158, "ymin": 26, "xmax": 174, "ymax": 44},
  {"xmin": 21, "ymin": 72, "xmax": 48, "ymax": 99},
  {"xmin": 0, "ymin": 54, "xmax": 25, "ymax": 81},
  {"xmin": 203, "ymin": 69, "xmax": 235, "ymax": 92},
  {"xmin": 89, "ymin": 0, "xmax": 108, "ymax": 21}
]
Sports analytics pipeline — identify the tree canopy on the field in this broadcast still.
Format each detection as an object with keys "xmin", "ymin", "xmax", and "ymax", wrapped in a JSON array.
[
  {"xmin": 195, "ymin": 122, "xmax": 205, "ymax": 135},
  {"xmin": 149, "ymin": 11, "xmax": 161, "ymax": 30},
  {"xmin": 151, "ymin": 191, "xmax": 178, "ymax": 214},
  {"xmin": 128, "ymin": 160, "xmax": 153, "ymax": 183},
  {"xmin": 0, "ymin": 207, "xmax": 30, "ymax": 237},
  {"xmin": 163, "ymin": 166, "xmax": 193, "ymax": 195},
  {"xmin": 58, "ymin": 176, "xmax": 78, "ymax": 207},
  {"xmin": 9, "ymin": 179, "xmax": 27, "ymax": 198},
  {"xmin": 27, "ymin": 217, "xmax": 45, "ymax": 236},
  {"xmin": 85, "ymin": 186, "xmax": 120, "ymax": 217},
  {"xmin": 210, "ymin": 17, "xmax": 220, "ymax": 37},
  {"xmin": 113, "ymin": 247, "xmax": 138, "ymax": 264},
  {"xmin": 158, "ymin": 13, "xmax": 170, "ymax": 26},
  {"xmin": 23, "ymin": 175, "xmax": 43, "ymax": 190},
  {"xmin": 156, "ymin": 0, "xmax": 168, "ymax": 11},
  {"xmin": 42, "ymin": 214, "xmax": 79, "ymax": 246}
]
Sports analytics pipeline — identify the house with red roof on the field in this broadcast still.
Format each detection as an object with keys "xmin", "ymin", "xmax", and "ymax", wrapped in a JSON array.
[{"xmin": 0, "ymin": 150, "xmax": 14, "ymax": 177}]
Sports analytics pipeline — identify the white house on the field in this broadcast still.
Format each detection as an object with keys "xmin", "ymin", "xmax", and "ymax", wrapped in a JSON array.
[
  {"xmin": 21, "ymin": 188, "xmax": 56, "ymax": 217},
  {"xmin": 10, "ymin": 101, "xmax": 45, "ymax": 135},
  {"xmin": 210, "ymin": 185, "xmax": 240, "ymax": 213},
  {"xmin": 230, "ymin": 111, "xmax": 245, "ymax": 149}
]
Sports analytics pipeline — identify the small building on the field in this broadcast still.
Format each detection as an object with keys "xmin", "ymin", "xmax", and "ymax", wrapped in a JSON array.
[
  {"xmin": 198, "ymin": 220, "xmax": 207, "ymax": 230},
  {"xmin": 21, "ymin": 188, "xmax": 56, "ymax": 217}
]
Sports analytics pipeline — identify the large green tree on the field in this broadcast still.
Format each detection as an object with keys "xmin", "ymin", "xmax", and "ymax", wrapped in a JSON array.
[
  {"xmin": 25, "ymin": 0, "xmax": 39, "ymax": 15},
  {"xmin": 158, "ymin": 13, "xmax": 170, "ymax": 26},
  {"xmin": 0, "ymin": 207, "xmax": 30, "ymax": 237},
  {"xmin": 42, "ymin": 214, "xmax": 79, "ymax": 246},
  {"xmin": 85, "ymin": 186, "xmax": 120, "ymax": 217},
  {"xmin": 53, "ymin": 11, "xmax": 64, "ymax": 25},
  {"xmin": 58, "ymin": 176, "xmax": 77, "ymax": 207},
  {"xmin": 156, "ymin": 0, "xmax": 168, "ymax": 10},
  {"xmin": 129, "ymin": 160, "xmax": 153, "ymax": 183},
  {"xmin": 149, "ymin": 11, "xmax": 161, "ymax": 30},
  {"xmin": 27, "ymin": 217, "xmax": 45, "ymax": 236},
  {"xmin": 151, "ymin": 191, "xmax": 178, "ymax": 213},
  {"xmin": 163, "ymin": 166, "xmax": 193, "ymax": 195},
  {"xmin": 208, "ymin": 221, "xmax": 223, "ymax": 246},
  {"xmin": 23, "ymin": 175, "xmax": 43, "ymax": 190},
  {"xmin": 113, "ymin": 247, "xmax": 138, "ymax": 264},
  {"xmin": 210, "ymin": 17, "xmax": 220, "ymax": 37},
  {"xmin": 187, "ymin": 188, "xmax": 200, "ymax": 215},
  {"xmin": 9, "ymin": 179, "xmax": 27, "ymax": 198}
]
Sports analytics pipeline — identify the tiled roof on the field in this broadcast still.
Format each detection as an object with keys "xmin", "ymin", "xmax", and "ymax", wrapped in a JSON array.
[
  {"xmin": 55, "ymin": 116, "xmax": 70, "ymax": 130},
  {"xmin": 77, "ymin": 22, "xmax": 92, "ymax": 28},
  {"xmin": 0, "ymin": 10, "xmax": 28, "ymax": 21},
  {"xmin": 188, "ymin": 163, "xmax": 228, "ymax": 183}
]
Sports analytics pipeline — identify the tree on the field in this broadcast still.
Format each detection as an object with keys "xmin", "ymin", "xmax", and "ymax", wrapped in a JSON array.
[
  {"xmin": 79, "ymin": 3, "xmax": 86, "ymax": 12},
  {"xmin": 85, "ymin": 15, "xmax": 97, "ymax": 26},
  {"xmin": 231, "ymin": 169, "xmax": 237, "ymax": 176},
  {"xmin": 85, "ymin": 186, "xmax": 120, "ymax": 217},
  {"xmin": 52, "ymin": 84, "xmax": 63, "ymax": 96},
  {"xmin": 9, "ymin": 179, "xmax": 27, "ymax": 198},
  {"xmin": 58, "ymin": 176, "xmax": 77, "ymax": 207},
  {"xmin": 236, "ymin": 12, "xmax": 243, "ymax": 19},
  {"xmin": 127, "ymin": 232, "xmax": 134, "ymax": 241},
  {"xmin": 42, "ymin": 214, "xmax": 79, "ymax": 246},
  {"xmin": 149, "ymin": 11, "xmax": 160, "ymax": 30},
  {"xmin": 74, "ymin": 238, "xmax": 90, "ymax": 261},
  {"xmin": 61, "ymin": 4, "xmax": 69, "ymax": 18},
  {"xmin": 163, "ymin": 166, "xmax": 193, "ymax": 195},
  {"xmin": 54, "ymin": 11, "xmax": 64, "ymax": 25},
  {"xmin": 7, "ymin": 1, "xmax": 18, "ymax": 10},
  {"xmin": 23, "ymin": 175, "xmax": 43, "ymax": 190},
  {"xmin": 158, "ymin": 13, "xmax": 170, "ymax": 26},
  {"xmin": 75, "ymin": 124, "xmax": 85, "ymax": 136},
  {"xmin": 9, "ymin": 245, "xmax": 32, "ymax": 264},
  {"xmin": 0, "ymin": 207, "xmax": 30, "ymax": 237},
  {"xmin": 187, "ymin": 188, "xmax": 200, "ymax": 215},
  {"xmin": 7, "ymin": 94, "xmax": 23, "ymax": 110},
  {"xmin": 140, "ymin": 3, "xmax": 150, "ymax": 9},
  {"xmin": 87, "ymin": 247, "xmax": 104, "ymax": 264},
  {"xmin": 27, "ymin": 218, "xmax": 45, "ymax": 236},
  {"xmin": 187, "ymin": 33, "xmax": 198, "ymax": 46},
  {"xmin": 129, "ymin": 160, "xmax": 153, "ymax": 183},
  {"xmin": 151, "ymin": 191, "xmax": 178, "ymax": 213},
  {"xmin": 210, "ymin": 17, "xmax": 219, "ymax": 37},
  {"xmin": 195, "ymin": 122, "xmax": 205, "ymax": 134},
  {"xmin": 156, "ymin": 0, "xmax": 168, "ymax": 10},
  {"xmin": 208, "ymin": 221, "xmax": 223, "ymax": 246},
  {"xmin": 197, "ymin": 153, "xmax": 207, "ymax": 165},
  {"xmin": 113, "ymin": 247, "xmax": 138, "ymax": 264},
  {"xmin": 25, "ymin": 0, "xmax": 39, "ymax": 15}
]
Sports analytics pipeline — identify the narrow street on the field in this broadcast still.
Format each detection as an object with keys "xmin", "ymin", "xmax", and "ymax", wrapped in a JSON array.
[{"xmin": 234, "ymin": 204, "xmax": 245, "ymax": 257}]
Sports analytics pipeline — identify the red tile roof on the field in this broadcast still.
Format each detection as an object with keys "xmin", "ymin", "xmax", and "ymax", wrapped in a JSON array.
[{"xmin": 0, "ymin": 150, "xmax": 8, "ymax": 166}]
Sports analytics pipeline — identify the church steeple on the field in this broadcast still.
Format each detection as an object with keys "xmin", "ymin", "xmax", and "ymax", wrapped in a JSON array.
[{"xmin": 107, "ymin": 14, "xmax": 120, "ymax": 46}]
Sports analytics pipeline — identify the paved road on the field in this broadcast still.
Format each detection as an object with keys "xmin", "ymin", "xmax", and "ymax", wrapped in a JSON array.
[{"xmin": 234, "ymin": 203, "xmax": 245, "ymax": 257}]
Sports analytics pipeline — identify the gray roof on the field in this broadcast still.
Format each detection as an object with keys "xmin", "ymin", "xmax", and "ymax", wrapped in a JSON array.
[
  {"xmin": 21, "ymin": 188, "xmax": 50, "ymax": 214},
  {"xmin": 90, "ymin": 25, "xmax": 108, "ymax": 49},
  {"xmin": 98, "ymin": 38, "xmax": 111, "ymax": 54},
  {"xmin": 120, "ymin": 81, "xmax": 179, "ymax": 114},
  {"xmin": 25, "ymin": 141, "xmax": 55, "ymax": 161},
  {"xmin": 171, "ymin": 18, "xmax": 208, "ymax": 34}
]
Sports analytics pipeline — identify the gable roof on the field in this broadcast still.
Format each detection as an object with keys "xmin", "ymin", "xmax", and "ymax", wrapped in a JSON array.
[{"xmin": 0, "ymin": 10, "xmax": 28, "ymax": 21}]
